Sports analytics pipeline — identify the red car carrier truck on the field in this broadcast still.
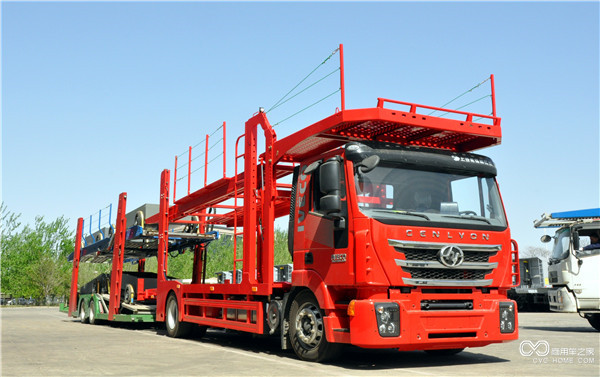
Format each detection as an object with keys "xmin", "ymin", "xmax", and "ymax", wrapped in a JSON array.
[{"xmin": 63, "ymin": 45, "xmax": 519, "ymax": 362}]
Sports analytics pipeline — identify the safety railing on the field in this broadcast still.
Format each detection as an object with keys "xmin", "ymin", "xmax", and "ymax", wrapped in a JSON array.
[
  {"xmin": 173, "ymin": 122, "xmax": 227, "ymax": 202},
  {"xmin": 377, "ymin": 75, "xmax": 499, "ymax": 126},
  {"xmin": 81, "ymin": 203, "xmax": 114, "ymax": 247}
]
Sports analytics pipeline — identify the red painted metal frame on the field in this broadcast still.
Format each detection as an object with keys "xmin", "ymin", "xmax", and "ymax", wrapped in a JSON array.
[
  {"xmin": 68, "ymin": 218, "xmax": 84, "ymax": 317},
  {"xmin": 108, "ymin": 192, "xmax": 127, "ymax": 320},
  {"xmin": 157, "ymin": 170, "xmax": 170, "ymax": 284},
  {"xmin": 339, "ymin": 43, "xmax": 345, "ymax": 111}
]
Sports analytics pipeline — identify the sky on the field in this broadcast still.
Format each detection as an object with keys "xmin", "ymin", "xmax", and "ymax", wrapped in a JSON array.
[{"xmin": 2, "ymin": 1, "xmax": 599, "ymax": 251}]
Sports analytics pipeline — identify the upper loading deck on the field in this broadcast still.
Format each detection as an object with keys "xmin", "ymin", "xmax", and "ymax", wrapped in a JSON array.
[{"xmin": 273, "ymin": 96, "xmax": 501, "ymax": 164}]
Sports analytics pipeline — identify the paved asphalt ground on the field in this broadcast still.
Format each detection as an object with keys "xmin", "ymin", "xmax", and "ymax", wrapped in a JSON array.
[{"xmin": 1, "ymin": 307, "xmax": 599, "ymax": 376}]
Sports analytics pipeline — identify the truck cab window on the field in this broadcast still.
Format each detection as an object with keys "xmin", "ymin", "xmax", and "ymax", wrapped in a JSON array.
[
  {"xmin": 353, "ymin": 162, "xmax": 507, "ymax": 229},
  {"xmin": 551, "ymin": 229, "xmax": 571, "ymax": 260}
]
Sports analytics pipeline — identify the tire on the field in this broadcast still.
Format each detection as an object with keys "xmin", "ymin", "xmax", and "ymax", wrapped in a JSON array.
[
  {"xmin": 425, "ymin": 348, "xmax": 465, "ymax": 356},
  {"xmin": 165, "ymin": 294, "xmax": 191, "ymax": 338},
  {"xmin": 289, "ymin": 290, "xmax": 342, "ymax": 362},
  {"xmin": 586, "ymin": 314, "xmax": 600, "ymax": 331},
  {"xmin": 79, "ymin": 300, "xmax": 88, "ymax": 324},
  {"xmin": 89, "ymin": 299, "xmax": 96, "ymax": 325}
]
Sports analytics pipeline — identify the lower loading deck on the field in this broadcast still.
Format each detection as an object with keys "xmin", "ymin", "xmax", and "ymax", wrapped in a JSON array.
[{"xmin": 62, "ymin": 293, "xmax": 156, "ymax": 323}]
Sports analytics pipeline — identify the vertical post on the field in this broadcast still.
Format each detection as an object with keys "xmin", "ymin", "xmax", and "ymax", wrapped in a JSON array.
[
  {"xmin": 258, "ymin": 113, "xmax": 276, "ymax": 287},
  {"xmin": 69, "ymin": 218, "xmax": 84, "ymax": 317},
  {"xmin": 108, "ymin": 203, "xmax": 113, "ymax": 233},
  {"xmin": 243, "ymin": 115, "xmax": 258, "ymax": 283},
  {"xmin": 157, "ymin": 170, "xmax": 170, "ymax": 284},
  {"xmin": 204, "ymin": 134, "xmax": 209, "ymax": 187},
  {"xmin": 490, "ymin": 74, "xmax": 497, "ymax": 118},
  {"xmin": 108, "ymin": 192, "xmax": 127, "ymax": 321},
  {"xmin": 173, "ymin": 155, "xmax": 178, "ymax": 202},
  {"xmin": 222, "ymin": 122, "xmax": 227, "ymax": 178},
  {"xmin": 188, "ymin": 146, "xmax": 192, "ymax": 195},
  {"xmin": 89, "ymin": 215, "xmax": 92, "ymax": 237},
  {"xmin": 98, "ymin": 209, "xmax": 102, "ymax": 232},
  {"xmin": 339, "ymin": 43, "xmax": 345, "ymax": 111}
]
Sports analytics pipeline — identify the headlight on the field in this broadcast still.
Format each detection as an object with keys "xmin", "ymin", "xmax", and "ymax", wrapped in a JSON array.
[
  {"xmin": 499, "ymin": 302, "xmax": 515, "ymax": 333},
  {"xmin": 374, "ymin": 303, "xmax": 400, "ymax": 337}
]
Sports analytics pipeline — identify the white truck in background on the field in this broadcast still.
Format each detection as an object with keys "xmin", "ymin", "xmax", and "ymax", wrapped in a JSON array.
[{"xmin": 535, "ymin": 208, "xmax": 600, "ymax": 331}]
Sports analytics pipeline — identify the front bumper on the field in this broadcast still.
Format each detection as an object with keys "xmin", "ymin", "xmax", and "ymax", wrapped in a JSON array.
[
  {"xmin": 347, "ymin": 293, "xmax": 518, "ymax": 350},
  {"xmin": 548, "ymin": 287, "xmax": 578, "ymax": 313}
]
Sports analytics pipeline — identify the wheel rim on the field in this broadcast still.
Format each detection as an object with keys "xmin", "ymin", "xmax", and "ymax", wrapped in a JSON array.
[
  {"xmin": 294, "ymin": 302, "xmax": 324, "ymax": 349},
  {"xmin": 167, "ymin": 300, "xmax": 177, "ymax": 330},
  {"xmin": 80, "ymin": 304, "xmax": 85, "ymax": 321}
]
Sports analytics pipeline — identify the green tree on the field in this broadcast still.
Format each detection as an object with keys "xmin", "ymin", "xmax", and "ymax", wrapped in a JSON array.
[{"xmin": 1, "ymin": 204, "xmax": 74, "ymax": 304}]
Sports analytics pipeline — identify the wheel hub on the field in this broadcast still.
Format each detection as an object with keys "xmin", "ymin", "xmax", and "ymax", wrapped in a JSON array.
[{"xmin": 295, "ymin": 303, "xmax": 323, "ymax": 347}]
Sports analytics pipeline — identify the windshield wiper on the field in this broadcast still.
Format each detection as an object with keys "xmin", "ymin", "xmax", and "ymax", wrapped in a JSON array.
[
  {"xmin": 370, "ymin": 209, "xmax": 431, "ymax": 220},
  {"xmin": 441, "ymin": 214, "xmax": 491, "ymax": 224}
]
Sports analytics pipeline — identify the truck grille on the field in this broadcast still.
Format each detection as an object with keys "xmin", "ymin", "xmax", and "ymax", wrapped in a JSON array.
[
  {"xmin": 402, "ymin": 249, "xmax": 494, "ymax": 263},
  {"xmin": 403, "ymin": 268, "xmax": 492, "ymax": 281},
  {"xmin": 389, "ymin": 239, "xmax": 500, "ymax": 287}
]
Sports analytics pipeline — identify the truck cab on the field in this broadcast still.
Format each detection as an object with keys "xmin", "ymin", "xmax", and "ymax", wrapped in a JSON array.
[
  {"xmin": 536, "ymin": 209, "xmax": 600, "ymax": 330},
  {"xmin": 288, "ymin": 140, "xmax": 518, "ymax": 354}
]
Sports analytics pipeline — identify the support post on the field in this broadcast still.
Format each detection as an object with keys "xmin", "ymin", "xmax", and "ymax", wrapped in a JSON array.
[
  {"xmin": 188, "ymin": 146, "xmax": 192, "ymax": 195},
  {"xmin": 68, "ymin": 218, "xmax": 84, "ymax": 317},
  {"xmin": 157, "ymin": 170, "xmax": 170, "ymax": 283},
  {"xmin": 244, "ymin": 110, "xmax": 276, "ymax": 287},
  {"xmin": 204, "ymin": 134, "xmax": 209, "ymax": 187},
  {"xmin": 339, "ymin": 43, "xmax": 345, "ymax": 111},
  {"xmin": 173, "ymin": 155, "xmax": 178, "ymax": 202},
  {"xmin": 108, "ymin": 192, "xmax": 127, "ymax": 321},
  {"xmin": 222, "ymin": 121, "xmax": 227, "ymax": 178},
  {"xmin": 243, "ymin": 116, "xmax": 258, "ymax": 283},
  {"xmin": 490, "ymin": 74, "xmax": 497, "ymax": 118}
]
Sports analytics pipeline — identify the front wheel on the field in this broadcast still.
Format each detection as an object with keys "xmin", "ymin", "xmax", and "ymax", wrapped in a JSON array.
[
  {"xmin": 289, "ymin": 290, "xmax": 342, "ymax": 362},
  {"xmin": 165, "ymin": 294, "xmax": 191, "ymax": 338},
  {"xmin": 586, "ymin": 314, "xmax": 600, "ymax": 331}
]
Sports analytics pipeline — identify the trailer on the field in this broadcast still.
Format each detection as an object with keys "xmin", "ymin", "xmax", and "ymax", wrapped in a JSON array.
[
  {"xmin": 534, "ymin": 209, "xmax": 600, "ymax": 330},
  {"xmin": 64, "ymin": 45, "xmax": 519, "ymax": 362}
]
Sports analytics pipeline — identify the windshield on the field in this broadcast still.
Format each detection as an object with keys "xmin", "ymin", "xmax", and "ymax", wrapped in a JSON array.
[
  {"xmin": 354, "ymin": 163, "xmax": 507, "ymax": 229},
  {"xmin": 551, "ymin": 228, "xmax": 570, "ymax": 260}
]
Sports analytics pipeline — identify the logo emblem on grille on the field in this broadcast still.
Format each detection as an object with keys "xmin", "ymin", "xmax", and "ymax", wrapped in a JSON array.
[{"xmin": 438, "ymin": 246, "xmax": 464, "ymax": 267}]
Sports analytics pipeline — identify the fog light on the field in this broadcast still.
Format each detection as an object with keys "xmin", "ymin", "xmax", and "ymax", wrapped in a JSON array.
[
  {"xmin": 499, "ymin": 302, "xmax": 515, "ymax": 333},
  {"xmin": 374, "ymin": 303, "xmax": 400, "ymax": 337}
]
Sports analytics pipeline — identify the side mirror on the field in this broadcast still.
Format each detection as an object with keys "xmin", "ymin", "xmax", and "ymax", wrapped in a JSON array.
[
  {"xmin": 356, "ymin": 155, "xmax": 380, "ymax": 174},
  {"xmin": 540, "ymin": 235, "xmax": 552, "ymax": 243},
  {"xmin": 572, "ymin": 231, "xmax": 580, "ymax": 250},
  {"xmin": 303, "ymin": 160, "xmax": 321, "ymax": 175},
  {"xmin": 319, "ymin": 160, "xmax": 341, "ymax": 215}
]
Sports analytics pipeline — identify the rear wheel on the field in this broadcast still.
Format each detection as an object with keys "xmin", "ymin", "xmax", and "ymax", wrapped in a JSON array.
[
  {"xmin": 289, "ymin": 290, "xmax": 342, "ymax": 362},
  {"xmin": 586, "ymin": 314, "xmax": 600, "ymax": 331},
  {"xmin": 425, "ymin": 348, "xmax": 465, "ymax": 356},
  {"xmin": 79, "ymin": 300, "xmax": 88, "ymax": 324},
  {"xmin": 88, "ymin": 299, "xmax": 96, "ymax": 325},
  {"xmin": 165, "ymin": 294, "xmax": 191, "ymax": 338}
]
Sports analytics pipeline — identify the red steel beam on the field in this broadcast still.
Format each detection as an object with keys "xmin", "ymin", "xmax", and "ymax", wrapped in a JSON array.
[
  {"xmin": 68, "ymin": 218, "xmax": 84, "ymax": 317},
  {"xmin": 157, "ymin": 170, "xmax": 170, "ymax": 283},
  {"xmin": 108, "ymin": 192, "xmax": 127, "ymax": 321}
]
